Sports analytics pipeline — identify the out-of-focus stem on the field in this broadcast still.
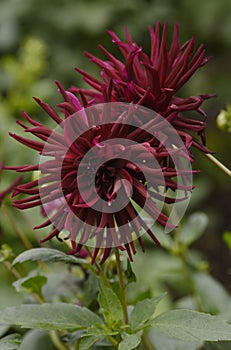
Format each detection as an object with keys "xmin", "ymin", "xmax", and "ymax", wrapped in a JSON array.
[
  {"xmin": 50, "ymin": 330, "xmax": 69, "ymax": 350},
  {"xmin": 142, "ymin": 333, "xmax": 157, "ymax": 350},
  {"xmin": 205, "ymin": 153, "xmax": 231, "ymax": 177},
  {"xmin": 114, "ymin": 248, "xmax": 129, "ymax": 325},
  {"xmin": 2, "ymin": 205, "xmax": 33, "ymax": 250},
  {"xmin": 85, "ymin": 247, "xmax": 112, "ymax": 288},
  {"xmin": 179, "ymin": 255, "xmax": 203, "ymax": 312},
  {"xmin": 2, "ymin": 259, "xmax": 21, "ymax": 279}
]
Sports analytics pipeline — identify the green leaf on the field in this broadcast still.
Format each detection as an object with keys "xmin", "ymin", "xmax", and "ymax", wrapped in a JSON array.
[
  {"xmin": 118, "ymin": 333, "xmax": 141, "ymax": 350},
  {"xmin": 85, "ymin": 324, "xmax": 118, "ymax": 337},
  {"xmin": 180, "ymin": 212, "xmax": 208, "ymax": 246},
  {"xmin": 83, "ymin": 274, "xmax": 99, "ymax": 307},
  {"xmin": 149, "ymin": 328, "xmax": 203, "ymax": 350},
  {"xmin": 19, "ymin": 330, "xmax": 54, "ymax": 350},
  {"xmin": 79, "ymin": 323, "xmax": 119, "ymax": 350},
  {"xmin": 98, "ymin": 280, "xmax": 123, "ymax": 328},
  {"xmin": 130, "ymin": 293, "xmax": 166, "ymax": 332},
  {"xmin": 41, "ymin": 270, "xmax": 82, "ymax": 303},
  {"xmin": 63, "ymin": 330, "xmax": 83, "ymax": 344},
  {"xmin": 0, "ymin": 334, "xmax": 21, "ymax": 350},
  {"xmin": 125, "ymin": 259, "xmax": 136, "ymax": 283},
  {"xmin": 79, "ymin": 323, "xmax": 118, "ymax": 350},
  {"xmin": 79, "ymin": 335, "xmax": 103, "ymax": 350},
  {"xmin": 0, "ymin": 303, "xmax": 103, "ymax": 331},
  {"xmin": 13, "ymin": 275, "xmax": 47, "ymax": 295},
  {"xmin": 193, "ymin": 272, "xmax": 231, "ymax": 315},
  {"xmin": 151, "ymin": 309, "xmax": 231, "ymax": 341},
  {"xmin": 12, "ymin": 248, "xmax": 90, "ymax": 266},
  {"xmin": 0, "ymin": 323, "xmax": 10, "ymax": 337}
]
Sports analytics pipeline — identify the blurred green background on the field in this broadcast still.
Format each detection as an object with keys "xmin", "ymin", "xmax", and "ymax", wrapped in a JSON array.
[{"xmin": 0, "ymin": 0, "xmax": 230, "ymax": 299}]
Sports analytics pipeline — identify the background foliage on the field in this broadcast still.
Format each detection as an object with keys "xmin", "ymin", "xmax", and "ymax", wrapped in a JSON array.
[{"xmin": 0, "ymin": 0, "xmax": 230, "ymax": 349}]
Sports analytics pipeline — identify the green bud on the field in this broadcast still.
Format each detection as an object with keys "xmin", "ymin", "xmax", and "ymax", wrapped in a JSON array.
[
  {"xmin": 0, "ymin": 244, "xmax": 14, "ymax": 262},
  {"xmin": 216, "ymin": 104, "xmax": 231, "ymax": 132}
]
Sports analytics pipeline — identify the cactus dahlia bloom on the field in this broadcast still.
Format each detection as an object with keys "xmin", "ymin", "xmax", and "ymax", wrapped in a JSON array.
[
  {"xmin": 71, "ymin": 22, "xmax": 213, "ymax": 155},
  {"xmin": 5, "ymin": 23, "xmax": 210, "ymax": 264},
  {"xmin": 6, "ymin": 82, "xmax": 193, "ymax": 264}
]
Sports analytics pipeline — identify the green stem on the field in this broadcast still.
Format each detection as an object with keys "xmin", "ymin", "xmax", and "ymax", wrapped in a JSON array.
[
  {"xmin": 205, "ymin": 153, "xmax": 231, "ymax": 177},
  {"xmin": 85, "ymin": 247, "xmax": 112, "ymax": 288},
  {"xmin": 114, "ymin": 248, "xmax": 129, "ymax": 325},
  {"xmin": 107, "ymin": 335, "xmax": 119, "ymax": 347},
  {"xmin": 1, "ymin": 259, "xmax": 21, "ymax": 280},
  {"xmin": 179, "ymin": 255, "xmax": 203, "ymax": 312},
  {"xmin": 2, "ymin": 205, "xmax": 50, "ymax": 274},
  {"xmin": 2, "ymin": 205, "xmax": 33, "ymax": 250},
  {"xmin": 50, "ymin": 331, "xmax": 69, "ymax": 350},
  {"xmin": 142, "ymin": 332, "xmax": 156, "ymax": 350}
]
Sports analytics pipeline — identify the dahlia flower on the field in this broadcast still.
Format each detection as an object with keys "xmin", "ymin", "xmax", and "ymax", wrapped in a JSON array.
[
  {"xmin": 71, "ymin": 22, "xmax": 213, "ymax": 154},
  {"xmin": 7, "ymin": 83, "xmax": 193, "ymax": 263},
  {"xmin": 6, "ymin": 23, "xmax": 210, "ymax": 264}
]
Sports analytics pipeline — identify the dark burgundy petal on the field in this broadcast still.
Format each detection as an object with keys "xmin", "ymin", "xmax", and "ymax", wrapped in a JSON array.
[{"xmin": 6, "ymin": 23, "xmax": 212, "ymax": 264}]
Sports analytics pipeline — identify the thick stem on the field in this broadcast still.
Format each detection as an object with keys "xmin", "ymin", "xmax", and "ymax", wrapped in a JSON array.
[
  {"xmin": 114, "ymin": 248, "xmax": 129, "ymax": 325},
  {"xmin": 205, "ymin": 153, "xmax": 231, "ymax": 177}
]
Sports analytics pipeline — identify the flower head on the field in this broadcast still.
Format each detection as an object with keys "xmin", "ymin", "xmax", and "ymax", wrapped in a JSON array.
[
  {"xmin": 71, "ymin": 23, "xmax": 213, "ymax": 154},
  {"xmin": 7, "ymin": 83, "xmax": 193, "ymax": 264},
  {"xmin": 6, "ymin": 23, "xmax": 210, "ymax": 264}
]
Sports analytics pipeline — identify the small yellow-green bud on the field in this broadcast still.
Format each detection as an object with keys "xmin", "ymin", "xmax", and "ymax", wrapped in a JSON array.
[{"xmin": 216, "ymin": 104, "xmax": 231, "ymax": 132}]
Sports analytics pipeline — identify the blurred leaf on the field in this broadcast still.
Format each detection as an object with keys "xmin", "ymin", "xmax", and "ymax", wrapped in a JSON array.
[
  {"xmin": 175, "ymin": 296, "xmax": 197, "ymax": 311},
  {"xmin": 152, "ymin": 309, "xmax": 231, "ymax": 341},
  {"xmin": 223, "ymin": 231, "xmax": 231, "ymax": 249},
  {"xmin": 187, "ymin": 179, "xmax": 213, "ymax": 209},
  {"xmin": 193, "ymin": 272, "xmax": 231, "ymax": 315},
  {"xmin": 132, "ymin": 250, "xmax": 182, "ymax": 286},
  {"xmin": 0, "ymin": 334, "xmax": 21, "ymax": 350},
  {"xmin": 130, "ymin": 293, "xmax": 166, "ymax": 332},
  {"xmin": 149, "ymin": 328, "xmax": 203, "ymax": 350},
  {"xmin": 180, "ymin": 212, "xmax": 208, "ymax": 246},
  {"xmin": 19, "ymin": 330, "xmax": 53, "ymax": 350},
  {"xmin": 42, "ymin": 270, "xmax": 82, "ymax": 303},
  {"xmin": 0, "ymin": 323, "xmax": 10, "ymax": 338},
  {"xmin": 79, "ymin": 335, "xmax": 103, "ymax": 350},
  {"xmin": 118, "ymin": 333, "xmax": 141, "ymax": 350},
  {"xmin": 12, "ymin": 248, "xmax": 90, "ymax": 266},
  {"xmin": 83, "ymin": 274, "xmax": 99, "ymax": 307},
  {"xmin": 0, "ymin": 283, "xmax": 23, "ymax": 310},
  {"xmin": 98, "ymin": 280, "xmax": 123, "ymax": 329},
  {"xmin": 79, "ymin": 323, "xmax": 118, "ymax": 349},
  {"xmin": 125, "ymin": 259, "xmax": 136, "ymax": 284},
  {"xmin": 13, "ymin": 275, "xmax": 47, "ymax": 295},
  {"xmin": 63, "ymin": 330, "xmax": 83, "ymax": 344},
  {"xmin": 0, "ymin": 303, "xmax": 103, "ymax": 331}
]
